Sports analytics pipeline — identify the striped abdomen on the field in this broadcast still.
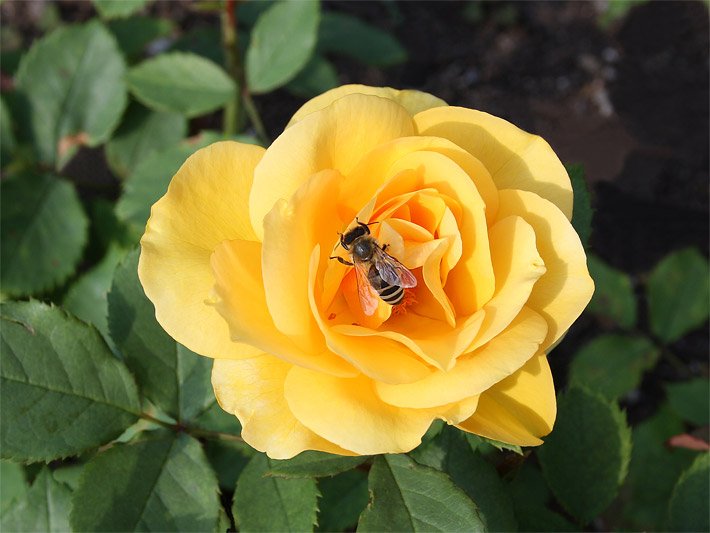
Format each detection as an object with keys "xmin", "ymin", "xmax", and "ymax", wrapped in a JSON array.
[{"xmin": 367, "ymin": 265, "xmax": 405, "ymax": 306}]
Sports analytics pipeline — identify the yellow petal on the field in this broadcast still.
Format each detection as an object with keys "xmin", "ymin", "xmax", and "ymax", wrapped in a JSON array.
[
  {"xmin": 139, "ymin": 141, "xmax": 265, "ymax": 359},
  {"xmin": 212, "ymin": 356, "xmax": 355, "ymax": 459},
  {"xmin": 496, "ymin": 190, "xmax": 594, "ymax": 349},
  {"xmin": 250, "ymin": 94, "xmax": 415, "ymax": 240},
  {"xmin": 468, "ymin": 215, "xmax": 546, "ymax": 351},
  {"xmin": 456, "ymin": 352, "xmax": 556, "ymax": 446},
  {"xmin": 414, "ymin": 107, "xmax": 572, "ymax": 219},
  {"xmin": 333, "ymin": 308, "xmax": 484, "ymax": 372},
  {"xmin": 385, "ymin": 150, "xmax": 494, "ymax": 314},
  {"xmin": 211, "ymin": 239, "xmax": 357, "ymax": 377},
  {"xmin": 440, "ymin": 395, "xmax": 480, "ymax": 424},
  {"xmin": 262, "ymin": 170, "xmax": 344, "ymax": 352},
  {"xmin": 376, "ymin": 307, "xmax": 547, "ymax": 408},
  {"xmin": 287, "ymin": 84, "xmax": 447, "ymax": 126},
  {"xmin": 284, "ymin": 366, "xmax": 436, "ymax": 455},
  {"xmin": 308, "ymin": 246, "xmax": 432, "ymax": 384},
  {"xmin": 340, "ymin": 136, "xmax": 499, "ymax": 225}
]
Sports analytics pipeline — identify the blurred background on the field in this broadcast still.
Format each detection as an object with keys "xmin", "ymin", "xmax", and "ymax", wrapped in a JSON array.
[{"xmin": 1, "ymin": 1, "xmax": 708, "ymax": 531}]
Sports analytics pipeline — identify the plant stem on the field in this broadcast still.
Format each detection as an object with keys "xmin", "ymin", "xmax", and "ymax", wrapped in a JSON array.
[
  {"xmin": 185, "ymin": 426, "xmax": 246, "ymax": 443},
  {"xmin": 139, "ymin": 412, "xmax": 177, "ymax": 430},
  {"xmin": 139, "ymin": 412, "xmax": 245, "ymax": 443},
  {"xmin": 242, "ymin": 88, "xmax": 270, "ymax": 145},
  {"xmin": 221, "ymin": 0, "xmax": 241, "ymax": 136}
]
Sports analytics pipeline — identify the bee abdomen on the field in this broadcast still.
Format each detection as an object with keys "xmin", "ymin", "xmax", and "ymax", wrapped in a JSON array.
[{"xmin": 377, "ymin": 283, "xmax": 404, "ymax": 305}]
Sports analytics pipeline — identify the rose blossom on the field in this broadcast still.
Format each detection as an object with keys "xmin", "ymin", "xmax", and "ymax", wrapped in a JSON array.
[{"xmin": 139, "ymin": 85, "xmax": 594, "ymax": 458}]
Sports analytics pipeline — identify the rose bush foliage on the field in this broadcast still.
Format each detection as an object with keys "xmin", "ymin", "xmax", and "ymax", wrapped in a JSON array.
[{"xmin": 139, "ymin": 85, "xmax": 594, "ymax": 458}]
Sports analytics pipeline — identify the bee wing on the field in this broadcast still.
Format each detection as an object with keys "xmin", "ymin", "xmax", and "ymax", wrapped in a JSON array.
[
  {"xmin": 354, "ymin": 260, "xmax": 380, "ymax": 316},
  {"xmin": 373, "ymin": 247, "xmax": 418, "ymax": 288}
]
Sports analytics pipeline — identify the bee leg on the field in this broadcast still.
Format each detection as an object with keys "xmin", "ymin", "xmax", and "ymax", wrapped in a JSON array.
[
  {"xmin": 330, "ymin": 256, "xmax": 354, "ymax": 266},
  {"xmin": 381, "ymin": 243, "xmax": 389, "ymax": 252}
]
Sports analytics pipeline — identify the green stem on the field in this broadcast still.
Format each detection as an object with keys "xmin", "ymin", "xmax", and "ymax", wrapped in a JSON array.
[
  {"xmin": 139, "ymin": 412, "xmax": 177, "ymax": 430},
  {"xmin": 184, "ymin": 426, "xmax": 246, "ymax": 443},
  {"xmin": 140, "ymin": 412, "xmax": 246, "ymax": 443},
  {"xmin": 221, "ymin": 0, "xmax": 241, "ymax": 136},
  {"xmin": 242, "ymin": 88, "xmax": 270, "ymax": 145}
]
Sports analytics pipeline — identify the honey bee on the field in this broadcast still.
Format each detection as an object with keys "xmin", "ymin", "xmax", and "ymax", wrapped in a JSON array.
[{"xmin": 330, "ymin": 219, "xmax": 417, "ymax": 316}]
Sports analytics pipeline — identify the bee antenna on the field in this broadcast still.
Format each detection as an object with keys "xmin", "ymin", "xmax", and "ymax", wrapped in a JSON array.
[{"xmin": 355, "ymin": 217, "xmax": 379, "ymax": 226}]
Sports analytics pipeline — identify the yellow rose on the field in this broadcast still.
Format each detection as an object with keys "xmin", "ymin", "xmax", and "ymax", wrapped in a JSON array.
[{"xmin": 139, "ymin": 85, "xmax": 594, "ymax": 458}]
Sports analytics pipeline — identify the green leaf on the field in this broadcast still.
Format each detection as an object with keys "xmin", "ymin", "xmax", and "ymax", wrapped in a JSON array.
[
  {"xmin": 586, "ymin": 254, "xmax": 637, "ymax": 328},
  {"xmin": 233, "ymin": 453, "xmax": 319, "ymax": 532},
  {"xmin": 108, "ymin": 249, "xmax": 214, "ymax": 422},
  {"xmin": 568, "ymin": 334, "xmax": 659, "ymax": 400},
  {"xmin": 115, "ymin": 139, "xmax": 213, "ymax": 231},
  {"xmin": 0, "ymin": 460, "xmax": 27, "ymax": 514},
  {"xmin": 204, "ymin": 439, "xmax": 254, "ymax": 492},
  {"xmin": 16, "ymin": 21, "xmax": 127, "ymax": 168},
  {"xmin": 127, "ymin": 52, "xmax": 235, "ymax": 117},
  {"xmin": 318, "ymin": 12, "xmax": 408, "ymax": 67},
  {"xmin": 90, "ymin": 198, "xmax": 137, "ymax": 251},
  {"xmin": 1, "ymin": 469, "xmax": 72, "ymax": 532},
  {"xmin": 106, "ymin": 102, "xmax": 187, "ymax": 179},
  {"xmin": 411, "ymin": 427, "xmax": 517, "ymax": 532},
  {"xmin": 514, "ymin": 505, "xmax": 577, "ymax": 533},
  {"xmin": 93, "ymin": 0, "xmax": 147, "ymax": 19},
  {"xmin": 537, "ymin": 387, "xmax": 632, "ymax": 525},
  {"xmin": 1, "ymin": 96, "xmax": 16, "ymax": 166},
  {"xmin": 622, "ymin": 405, "xmax": 696, "ymax": 530},
  {"xmin": 358, "ymin": 454, "xmax": 485, "ymax": 532},
  {"xmin": 192, "ymin": 400, "xmax": 242, "ymax": 436},
  {"xmin": 667, "ymin": 453, "xmax": 710, "ymax": 532},
  {"xmin": 598, "ymin": 0, "xmax": 647, "ymax": 28},
  {"xmin": 171, "ymin": 26, "xmax": 224, "ymax": 66},
  {"xmin": 237, "ymin": 0, "xmax": 276, "ymax": 26},
  {"xmin": 245, "ymin": 0, "xmax": 320, "ymax": 93},
  {"xmin": 647, "ymin": 248, "xmax": 710, "ymax": 343},
  {"xmin": 63, "ymin": 245, "xmax": 128, "ymax": 343},
  {"xmin": 566, "ymin": 164, "xmax": 593, "ymax": 247},
  {"xmin": 476, "ymin": 435, "xmax": 524, "ymax": 455},
  {"xmin": 268, "ymin": 451, "xmax": 368, "ymax": 479},
  {"xmin": 286, "ymin": 55, "xmax": 338, "ymax": 98},
  {"xmin": 70, "ymin": 433, "xmax": 221, "ymax": 532},
  {"xmin": 508, "ymin": 461, "xmax": 550, "ymax": 508},
  {"xmin": 0, "ymin": 301, "xmax": 140, "ymax": 462},
  {"xmin": 1, "ymin": 174, "xmax": 88, "ymax": 296},
  {"xmin": 107, "ymin": 16, "xmax": 175, "ymax": 63},
  {"xmin": 52, "ymin": 463, "xmax": 86, "ymax": 491},
  {"xmin": 508, "ymin": 462, "xmax": 577, "ymax": 531},
  {"xmin": 316, "ymin": 469, "xmax": 368, "ymax": 532},
  {"xmin": 666, "ymin": 378, "xmax": 710, "ymax": 427}
]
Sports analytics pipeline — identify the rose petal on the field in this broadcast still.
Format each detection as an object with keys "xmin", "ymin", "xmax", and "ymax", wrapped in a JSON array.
[
  {"xmin": 250, "ymin": 94, "xmax": 416, "ymax": 240},
  {"xmin": 211, "ymin": 239, "xmax": 357, "ymax": 377},
  {"xmin": 212, "ymin": 356, "xmax": 355, "ymax": 459},
  {"xmin": 287, "ymin": 84, "xmax": 447, "ymax": 126},
  {"xmin": 496, "ymin": 190, "xmax": 594, "ymax": 349},
  {"xmin": 456, "ymin": 352, "xmax": 556, "ymax": 446},
  {"xmin": 262, "ymin": 170, "xmax": 344, "ymax": 352},
  {"xmin": 414, "ymin": 106, "xmax": 573, "ymax": 219},
  {"xmin": 284, "ymin": 366, "xmax": 437, "ymax": 455},
  {"xmin": 375, "ymin": 307, "xmax": 547, "ymax": 408},
  {"xmin": 340, "ymin": 308, "xmax": 485, "ymax": 371},
  {"xmin": 308, "ymin": 246, "xmax": 432, "ymax": 384},
  {"xmin": 139, "ymin": 141, "xmax": 265, "ymax": 359},
  {"xmin": 468, "ymin": 215, "xmax": 546, "ymax": 351},
  {"xmin": 384, "ymin": 150, "xmax": 494, "ymax": 315},
  {"xmin": 339, "ymin": 136, "xmax": 498, "ymax": 225}
]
